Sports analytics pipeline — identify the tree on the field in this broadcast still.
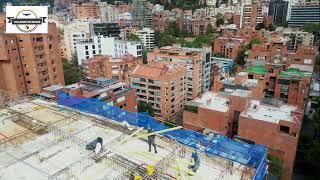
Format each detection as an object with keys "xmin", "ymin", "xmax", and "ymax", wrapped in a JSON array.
[
  {"xmin": 302, "ymin": 23, "xmax": 320, "ymax": 45},
  {"xmin": 158, "ymin": 34, "xmax": 176, "ymax": 47},
  {"xmin": 167, "ymin": 21, "xmax": 180, "ymax": 37},
  {"xmin": 137, "ymin": 101, "xmax": 155, "ymax": 117},
  {"xmin": 142, "ymin": 50, "xmax": 148, "ymax": 64},
  {"xmin": 216, "ymin": 18, "xmax": 225, "ymax": 27},
  {"xmin": 215, "ymin": 13, "xmax": 225, "ymax": 27},
  {"xmin": 128, "ymin": 34, "xmax": 141, "ymax": 42},
  {"xmin": 235, "ymin": 38, "xmax": 262, "ymax": 66},
  {"xmin": 230, "ymin": 64, "xmax": 238, "ymax": 76},
  {"xmin": 302, "ymin": 23, "xmax": 320, "ymax": 33},
  {"xmin": 268, "ymin": 155, "xmax": 284, "ymax": 178},
  {"xmin": 62, "ymin": 56, "xmax": 84, "ymax": 85},
  {"xmin": 247, "ymin": 38, "xmax": 262, "ymax": 49},
  {"xmin": 206, "ymin": 24, "xmax": 214, "ymax": 35},
  {"xmin": 236, "ymin": 50, "xmax": 246, "ymax": 66}
]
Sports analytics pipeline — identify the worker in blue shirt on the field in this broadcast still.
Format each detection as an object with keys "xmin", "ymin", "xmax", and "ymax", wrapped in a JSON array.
[{"xmin": 188, "ymin": 149, "xmax": 200, "ymax": 173}]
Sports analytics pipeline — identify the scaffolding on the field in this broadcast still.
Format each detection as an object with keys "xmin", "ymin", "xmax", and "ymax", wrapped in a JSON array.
[
  {"xmin": 0, "ymin": 91, "xmax": 267, "ymax": 179},
  {"xmin": 57, "ymin": 92, "xmax": 267, "ymax": 180}
]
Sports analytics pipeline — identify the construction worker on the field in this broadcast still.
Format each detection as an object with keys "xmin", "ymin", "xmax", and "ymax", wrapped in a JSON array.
[
  {"xmin": 188, "ymin": 149, "xmax": 200, "ymax": 173},
  {"xmin": 95, "ymin": 137, "xmax": 103, "ymax": 155},
  {"xmin": 86, "ymin": 137, "xmax": 103, "ymax": 152},
  {"xmin": 147, "ymin": 127, "xmax": 157, "ymax": 153}
]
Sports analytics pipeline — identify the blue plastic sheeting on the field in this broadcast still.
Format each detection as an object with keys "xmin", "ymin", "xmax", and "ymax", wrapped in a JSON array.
[{"xmin": 57, "ymin": 92, "xmax": 267, "ymax": 179}]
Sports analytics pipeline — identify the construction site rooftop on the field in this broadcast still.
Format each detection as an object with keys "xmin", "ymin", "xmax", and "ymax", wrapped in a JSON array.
[
  {"xmin": 242, "ymin": 100, "xmax": 298, "ymax": 124},
  {"xmin": 0, "ymin": 98, "xmax": 262, "ymax": 180}
]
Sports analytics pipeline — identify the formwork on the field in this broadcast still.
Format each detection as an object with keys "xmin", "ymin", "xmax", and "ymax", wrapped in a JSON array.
[
  {"xmin": 57, "ymin": 92, "xmax": 267, "ymax": 180},
  {"xmin": 0, "ymin": 90, "xmax": 263, "ymax": 180}
]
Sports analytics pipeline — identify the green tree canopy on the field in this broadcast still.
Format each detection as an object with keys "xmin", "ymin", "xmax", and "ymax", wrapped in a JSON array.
[
  {"xmin": 302, "ymin": 23, "xmax": 320, "ymax": 33},
  {"xmin": 142, "ymin": 50, "xmax": 148, "ymax": 64},
  {"xmin": 206, "ymin": 24, "xmax": 214, "ymax": 35},
  {"xmin": 137, "ymin": 101, "xmax": 155, "ymax": 117},
  {"xmin": 157, "ymin": 34, "xmax": 176, "ymax": 47},
  {"xmin": 62, "ymin": 56, "xmax": 84, "ymax": 85},
  {"xmin": 268, "ymin": 155, "xmax": 284, "ymax": 178},
  {"xmin": 128, "ymin": 34, "xmax": 141, "ymax": 42}
]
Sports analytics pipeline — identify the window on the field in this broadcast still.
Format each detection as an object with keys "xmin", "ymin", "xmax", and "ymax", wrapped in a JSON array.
[
  {"xmin": 26, "ymin": 73, "xmax": 30, "ymax": 76},
  {"xmin": 92, "ymin": 45, "xmax": 95, "ymax": 49},
  {"xmin": 85, "ymin": 46, "xmax": 88, "ymax": 50},
  {"xmin": 279, "ymin": 125, "xmax": 290, "ymax": 134},
  {"xmin": 49, "ymin": 45, "xmax": 52, "ymax": 49},
  {"xmin": 27, "ymin": 81, "xmax": 31, "ymax": 84},
  {"xmin": 85, "ymin": 51, "xmax": 89, "ymax": 55}
]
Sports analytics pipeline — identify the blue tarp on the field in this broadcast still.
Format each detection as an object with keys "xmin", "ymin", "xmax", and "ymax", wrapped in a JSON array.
[{"xmin": 57, "ymin": 92, "xmax": 267, "ymax": 179}]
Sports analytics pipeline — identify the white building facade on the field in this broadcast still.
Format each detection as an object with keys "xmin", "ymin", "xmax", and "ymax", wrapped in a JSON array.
[
  {"xmin": 135, "ymin": 28, "xmax": 155, "ymax": 50},
  {"xmin": 76, "ymin": 36, "xmax": 142, "ymax": 65}
]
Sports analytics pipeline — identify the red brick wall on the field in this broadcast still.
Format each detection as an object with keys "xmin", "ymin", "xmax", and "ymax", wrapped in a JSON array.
[
  {"xmin": 183, "ymin": 107, "xmax": 229, "ymax": 135},
  {"xmin": 238, "ymin": 115, "xmax": 299, "ymax": 180}
]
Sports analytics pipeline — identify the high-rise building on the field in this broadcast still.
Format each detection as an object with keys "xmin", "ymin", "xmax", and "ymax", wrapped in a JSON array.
[
  {"xmin": 134, "ymin": 28, "xmax": 155, "ymax": 50},
  {"xmin": 241, "ymin": 3, "xmax": 264, "ymax": 28},
  {"xmin": 63, "ymin": 21, "xmax": 91, "ymax": 60},
  {"xmin": 268, "ymin": 0, "xmax": 289, "ymax": 26},
  {"xmin": 130, "ymin": 62, "xmax": 187, "ymax": 119},
  {"xmin": 0, "ymin": 23, "xmax": 65, "ymax": 95},
  {"xmin": 288, "ymin": 2, "xmax": 320, "ymax": 27},
  {"xmin": 132, "ymin": 0, "xmax": 152, "ymax": 28},
  {"xmin": 98, "ymin": 2, "xmax": 119, "ymax": 23},
  {"xmin": 148, "ymin": 46, "xmax": 213, "ymax": 100}
]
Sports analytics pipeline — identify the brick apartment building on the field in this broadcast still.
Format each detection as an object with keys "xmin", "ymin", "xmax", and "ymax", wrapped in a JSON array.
[
  {"xmin": 0, "ymin": 23, "xmax": 65, "ymax": 96},
  {"xmin": 212, "ymin": 36, "xmax": 246, "ymax": 59},
  {"xmin": 241, "ymin": 3, "xmax": 265, "ymax": 28},
  {"xmin": 130, "ymin": 62, "xmax": 187, "ymax": 119},
  {"xmin": 72, "ymin": 3, "xmax": 100, "ymax": 20},
  {"xmin": 82, "ymin": 54, "xmax": 142, "ymax": 84},
  {"xmin": 192, "ymin": 15, "xmax": 211, "ymax": 36},
  {"xmin": 183, "ymin": 87, "xmax": 303, "ymax": 179},
  {"xmin": 238, "ymin": 100, "xmax": 303, "ymax": 179},
  {"xmin": 246, "ymin": 37, "xmax": 288, "ymax": 68},
  {"xmin": 152, "ymin": 12, "xmax": 169, "ymax": 33},
  {"xmin": 43, "ymin": 77, "xmax": 137, "ymax": 112},
  {"xmin": 287, "ymin": 46, "xmax": 318, "ymax": 66},
  {"xmin": 148, "ymin": 46, "xmax": 213, "ymax": 100}
]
